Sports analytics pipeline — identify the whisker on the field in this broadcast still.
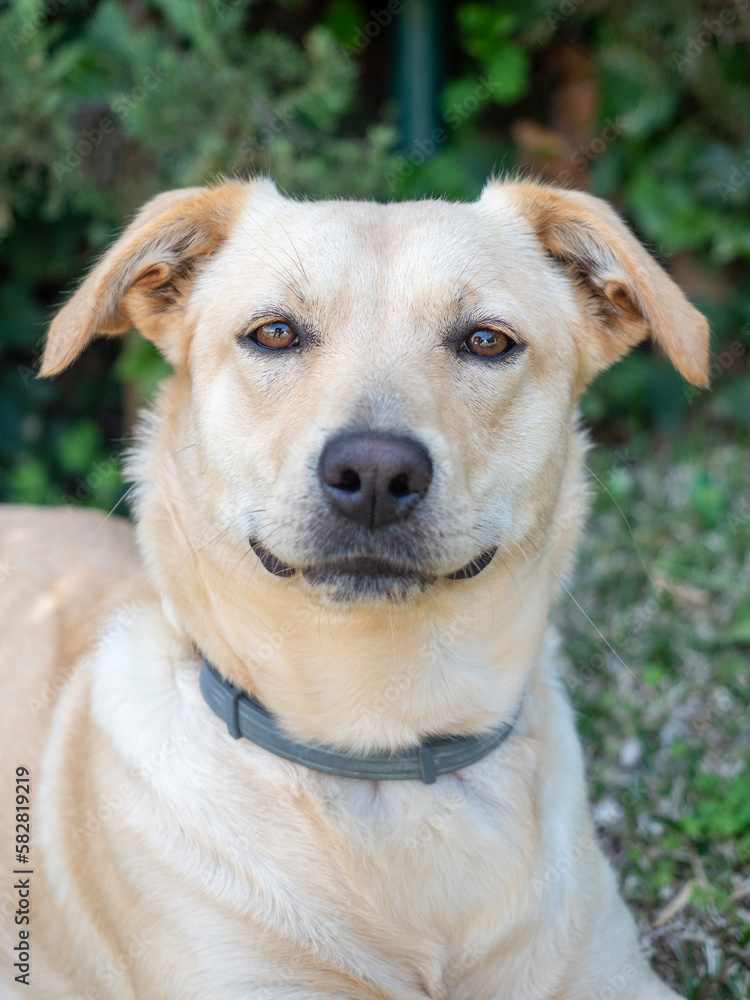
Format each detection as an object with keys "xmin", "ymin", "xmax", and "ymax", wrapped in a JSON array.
[
  {"xmin": 94, "ymin": 483, "xmax": 139, "ymax": 533},
  {"xmin": 275, "ymin": 217, "xmax": 308, "ymax": 283},
  {"xmin": 550, "ymin": 567, "xmax": 637, "ymax": 682},
  {"xmin": 219, "ymin": 547, "xmax": 253, "ymax": 597},
  {"xmin": 583, "ymin": 461, "xmax": 657, "ymax": 591},
  {"xmin": 234, "ymin": 219, "xmax": 303, "ymax": 297}
]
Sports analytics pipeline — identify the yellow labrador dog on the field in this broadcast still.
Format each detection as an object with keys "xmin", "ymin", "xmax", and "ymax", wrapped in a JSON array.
[{"xmin": 0, "ymin": 178, "xmax": 708, "ymax": 999}]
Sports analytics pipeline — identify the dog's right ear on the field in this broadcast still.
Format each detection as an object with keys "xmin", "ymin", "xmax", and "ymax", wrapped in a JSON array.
[{"xmin": 39, "ymin": 180, "xmax": 267, "ymax": 376}]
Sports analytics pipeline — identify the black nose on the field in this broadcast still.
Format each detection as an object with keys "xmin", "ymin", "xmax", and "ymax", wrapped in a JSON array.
[{"xmin": 318, "ymin": 432, "xmax": 433, "ymax": 530}]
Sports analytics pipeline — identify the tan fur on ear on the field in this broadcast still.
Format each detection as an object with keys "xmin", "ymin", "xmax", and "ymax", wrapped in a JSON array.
[
  {"xmin": 486, "ymin": 181, "xmax": 710, "ymax": 387},
  {"xmin": 40, "ymin": 181, "xmax": 252, "ymax": 377}
]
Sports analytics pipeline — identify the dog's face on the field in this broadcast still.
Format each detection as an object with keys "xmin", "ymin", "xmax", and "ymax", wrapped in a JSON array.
[
  {"xmin": 42, "ymin": 179, "xmax": 709, "ymax": 607},
  {"xmin": 183, "ymin": 192, "xmax": 584, "ymax": 603}
]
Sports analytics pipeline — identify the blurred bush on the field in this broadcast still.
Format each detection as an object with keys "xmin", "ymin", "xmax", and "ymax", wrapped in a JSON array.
[
  {"xmin": 0, "ymin": 0, "xmax": 399, "ymax": 505},
  {"xmin": 0, "ymin": 0, "xmax": 748, "ymax": 507},
  {"xmin": 392, "ymin": 0, "xmax": 750, "ymax": 439}
]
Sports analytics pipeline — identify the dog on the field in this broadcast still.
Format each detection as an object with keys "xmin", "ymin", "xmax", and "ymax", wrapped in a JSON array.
[{"xmin": 0, "ymin": 177, "xmax": 708, "ymax": 999}]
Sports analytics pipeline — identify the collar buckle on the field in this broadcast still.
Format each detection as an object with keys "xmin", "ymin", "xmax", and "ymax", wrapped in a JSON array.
[
  {"xmin": 223, "ymin": 679, "xmax": 242, "ymax": 740},
  {"xmin": 417, "ymin": 746, "xmax": 437, "ymax": 784}
]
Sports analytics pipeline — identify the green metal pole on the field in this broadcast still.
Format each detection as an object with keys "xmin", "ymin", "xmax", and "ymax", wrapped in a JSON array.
[{"xmin": 395, "ymin": 0, "xmax": 443, "ymax": 153}]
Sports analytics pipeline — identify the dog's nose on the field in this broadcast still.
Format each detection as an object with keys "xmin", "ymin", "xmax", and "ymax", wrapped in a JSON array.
[{"xmin": 318, "ymin": 432, "xmax": 433, "ymax": 530}]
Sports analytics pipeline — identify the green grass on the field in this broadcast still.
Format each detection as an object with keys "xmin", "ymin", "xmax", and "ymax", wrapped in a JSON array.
[{"xmin": 561, "ymin": 430, "xmax": 750, "ymax": 998}]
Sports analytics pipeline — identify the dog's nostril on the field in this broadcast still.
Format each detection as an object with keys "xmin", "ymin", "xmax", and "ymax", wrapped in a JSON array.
[
  {"xmin": 336, "ymin": 468, "xmax": 361, "ymax": 493},
  {"xmin": 388, "ymin": 473, "xmax": 411, "ymax": 499}
]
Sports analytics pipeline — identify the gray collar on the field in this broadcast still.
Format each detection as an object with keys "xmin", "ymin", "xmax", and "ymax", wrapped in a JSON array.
[{"xmin": 199, "ymin": 658, "xmax": 518, "ymax": 784}]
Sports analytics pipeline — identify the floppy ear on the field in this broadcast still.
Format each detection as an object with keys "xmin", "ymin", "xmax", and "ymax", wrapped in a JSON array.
[
  {"xmin": 485, "ymin": 181, "xmax": 710, "ymax": 388},
  {"xmin": 39, "ymin": 180, "xmax": 255, "ymax": 376}
]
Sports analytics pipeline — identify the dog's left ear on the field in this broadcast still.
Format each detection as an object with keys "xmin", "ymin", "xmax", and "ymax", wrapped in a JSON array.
[
  {"xmin": 483, "ymin": 181, "xmax": 710, "ymax": 387},
  {"xmin": 40, "ymin": 180, "xmax": 258, "ymax": 376}
]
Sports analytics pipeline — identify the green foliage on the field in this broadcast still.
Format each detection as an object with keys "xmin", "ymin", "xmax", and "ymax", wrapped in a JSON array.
[
  {"xmin": 2, "ymin": 0, "xmax": 749, "ymax": 505},
  {"xmin": 0, "ymin": 0, "xmax": 399, "ymax": 504},
  {"xmin": 680, "ymin": 769, "xmax": 750, "ymax": 849},
  {"xmin": 396, "ymin": 0, "xmax": 750, "ymax": 438},
  {"xmin": 454, "ymin": 4, "xmax": 530, "ymax": 104}
]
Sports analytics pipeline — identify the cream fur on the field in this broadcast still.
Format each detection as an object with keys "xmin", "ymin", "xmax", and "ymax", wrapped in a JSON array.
[{"xmin": 0, "ymin": 178, "xmax": 708, "ymax": 998}]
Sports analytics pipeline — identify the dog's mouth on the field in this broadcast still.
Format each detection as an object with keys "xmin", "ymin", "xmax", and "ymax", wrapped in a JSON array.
[{"xmin": 249, "ymin": 539, "xmax": 497, "ymax": 598}]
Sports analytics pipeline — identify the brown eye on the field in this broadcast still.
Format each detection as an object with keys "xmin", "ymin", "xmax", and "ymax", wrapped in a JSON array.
[
  {"xmin": 251, "ymin": 320, "xmax": 299, "ymax": 350},
  {"xmin": 462, "ymin": 327, "xmax": 515, "ymax": 358}
]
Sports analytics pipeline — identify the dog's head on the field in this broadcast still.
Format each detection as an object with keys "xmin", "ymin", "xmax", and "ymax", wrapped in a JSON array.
[{"xmin": 42, "ymin": 179, "xmax": 708, "ymax": 608}]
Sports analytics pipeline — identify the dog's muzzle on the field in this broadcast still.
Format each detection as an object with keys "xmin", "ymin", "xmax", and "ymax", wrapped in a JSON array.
[{"xmin": 250, "ymin": 430, "xmax": 497, "ymax": 587}]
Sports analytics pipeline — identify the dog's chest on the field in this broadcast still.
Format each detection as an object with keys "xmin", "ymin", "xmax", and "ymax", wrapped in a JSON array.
[
  {"xmin": 313, "ymin": 759, "xmax": 539, "ymax": 928},
  {"xmin": 89, "ymin": 625, "xmax": 544, "ymax": 998},
  {"xmin": 148, "ymin": 716, "xmax": 542, "ymax": 997}
]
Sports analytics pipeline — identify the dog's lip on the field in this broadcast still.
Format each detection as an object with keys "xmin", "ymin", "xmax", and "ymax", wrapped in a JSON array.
[
  {"xmin": 443, "ymin": 547, "xmax": 498, "ymax": 580},
  {"xmin": 249, "ymin": 539, "xmax": 497, "ymax": 582},
  {"xmin": 301, "ymin": 556, "xmax": 430, "ymax": 582},
  {"xmin": 249, "ymin": 540, "xmax": 297, "ymax": 578}
]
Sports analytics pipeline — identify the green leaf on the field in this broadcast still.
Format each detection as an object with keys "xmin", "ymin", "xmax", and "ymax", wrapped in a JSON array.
[
  {"xmin": 56, "ymin": 420, "xmax": 102, "ymax": 476},
  {"xmin": 485, "ymin": 43, "xmax": 530, "ymax": 105}
]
